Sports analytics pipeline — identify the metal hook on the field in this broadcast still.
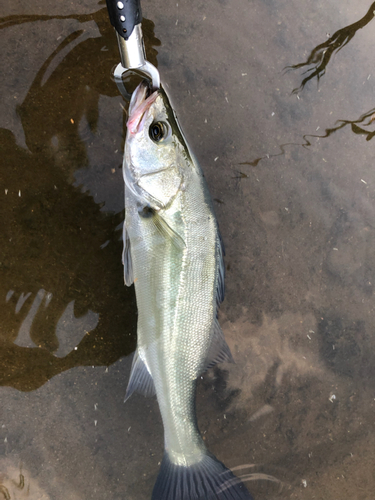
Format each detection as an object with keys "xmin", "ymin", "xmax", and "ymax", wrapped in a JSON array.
[
  {"xmin": 114, "ymin": 60, "xmax": 160, "ymax": 101},
  {"xmin": 113, "ymin": 24, "xmax": 160, "ymax": 101}
]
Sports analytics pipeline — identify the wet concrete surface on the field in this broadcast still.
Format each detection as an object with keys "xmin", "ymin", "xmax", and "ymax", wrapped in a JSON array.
[{"xmin": 1, "ymin": 0, "xmax": 375, "ymax": 498}]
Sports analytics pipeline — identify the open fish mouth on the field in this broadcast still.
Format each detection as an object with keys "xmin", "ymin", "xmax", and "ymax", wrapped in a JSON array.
[{"xmin": 127, "ymin": 81, "xmax": 158, "ymax": 135}]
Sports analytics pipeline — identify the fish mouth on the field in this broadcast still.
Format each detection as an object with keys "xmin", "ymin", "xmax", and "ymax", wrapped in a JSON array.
[{"xmin": 127, "ymin": 81, "xmax": 158, "ymax": 135}]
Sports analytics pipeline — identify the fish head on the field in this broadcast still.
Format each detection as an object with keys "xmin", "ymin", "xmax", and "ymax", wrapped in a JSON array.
[{"xmin": 124, "ymin": 81, "xmax": 192, "ymax": 202}]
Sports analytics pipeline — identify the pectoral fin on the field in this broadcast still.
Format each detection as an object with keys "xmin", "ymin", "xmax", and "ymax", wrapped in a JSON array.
[
  {"xmin": 139, "ymin": 206, "xmax": 186, "ymax": 251},
  {"xmin": 152, "ymin": 213, "xmax": 186, "ymax": 251},
  {"xmin": 125, "ymin": 349, "xmax": 156, "ymax": 402},
  {"xmin": 122, "ymin": 224, "xmax": 134, "ymax": 286}
]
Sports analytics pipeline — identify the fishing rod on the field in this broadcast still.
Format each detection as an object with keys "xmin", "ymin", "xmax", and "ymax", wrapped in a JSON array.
[{"xmin": 105, "ymin": 0, "xmax": 160, "ymax": 99}]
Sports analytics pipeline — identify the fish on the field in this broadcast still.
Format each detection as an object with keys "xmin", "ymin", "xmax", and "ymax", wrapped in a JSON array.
[{"xmin": 122, "ymin": 81, "xmax": 253, "ymax": 500}]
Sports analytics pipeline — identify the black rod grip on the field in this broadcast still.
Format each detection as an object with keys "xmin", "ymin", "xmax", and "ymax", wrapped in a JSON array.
[{"xmin": 105, "ymin": 0, "xmax": 142, "ymax": 40}]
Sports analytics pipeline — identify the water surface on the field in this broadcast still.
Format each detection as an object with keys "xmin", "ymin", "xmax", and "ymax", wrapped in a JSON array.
[{"xmin": 1, "ymin": 0, "xmax": 375, "ymax": 498}]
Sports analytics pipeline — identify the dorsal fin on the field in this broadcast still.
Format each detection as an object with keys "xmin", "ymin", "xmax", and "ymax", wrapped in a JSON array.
[
  {"xmin": 202, "ymin": 318, "xmax": 233, "ymax": 373},
  {"xmin": 216, "ymin": 231, "xmax": 225, "ymax": 307},
  {"xmin": 122, "ymin": 224, "xmax": 134, "ymax": 286}
]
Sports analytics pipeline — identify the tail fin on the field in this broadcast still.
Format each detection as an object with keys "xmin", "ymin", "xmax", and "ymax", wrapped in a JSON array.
[{"xmin": 152, "ymin": 452, "xmax": 254, "ymax": 500}]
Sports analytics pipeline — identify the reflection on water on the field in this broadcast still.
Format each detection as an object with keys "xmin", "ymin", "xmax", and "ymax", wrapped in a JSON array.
[
  {"xmin": 0, "ymin": 127, "xmax": 136, "ymax": 391},
  {"xmin": 286, "ymin": 2, "xmax": 375, "ymax": 93},
  {"xmin": 2, "ymin": 8, "xmax": 159, "ymax": 156},
  {"xmin": 239, "ymin": 3, "xmax": 375, "ymax": 169},
  {"xmin": 239, "ymin": 103, "xmax": 375, "ymax": 169},
  {"xmin": 0, "ymin": 8, "xmax": 162, "ymax": 392},
  {"xmin": 1, "ymin": 0, "xmax": 375, "ymax": 498}
]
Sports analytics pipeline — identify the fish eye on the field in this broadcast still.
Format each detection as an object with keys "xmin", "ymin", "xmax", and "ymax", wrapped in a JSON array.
[{"xmin": 149, "ymin": 121, "xmax": 169, "ymax": 143}]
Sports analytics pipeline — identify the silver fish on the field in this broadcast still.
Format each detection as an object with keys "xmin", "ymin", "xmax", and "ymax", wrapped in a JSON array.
[{"xmin": 123, "ymin": 82, "xmax": 253, "ymax": 500}]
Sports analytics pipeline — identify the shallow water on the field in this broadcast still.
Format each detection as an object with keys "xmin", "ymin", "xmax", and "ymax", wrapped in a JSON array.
[{"xmin": 1, "ymin": 0, "xmax": 375, "ymax": 498}]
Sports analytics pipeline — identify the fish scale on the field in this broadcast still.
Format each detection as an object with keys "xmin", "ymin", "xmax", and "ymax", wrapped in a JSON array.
[{"xmin": 123, "ymin": 81, "xmax": 253, "ymax": 500}]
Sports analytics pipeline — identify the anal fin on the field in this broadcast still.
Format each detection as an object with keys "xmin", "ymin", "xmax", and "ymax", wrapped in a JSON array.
[{"xmin": 125, "ymin": 349, "xmax": 156, "ymax": 402}]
